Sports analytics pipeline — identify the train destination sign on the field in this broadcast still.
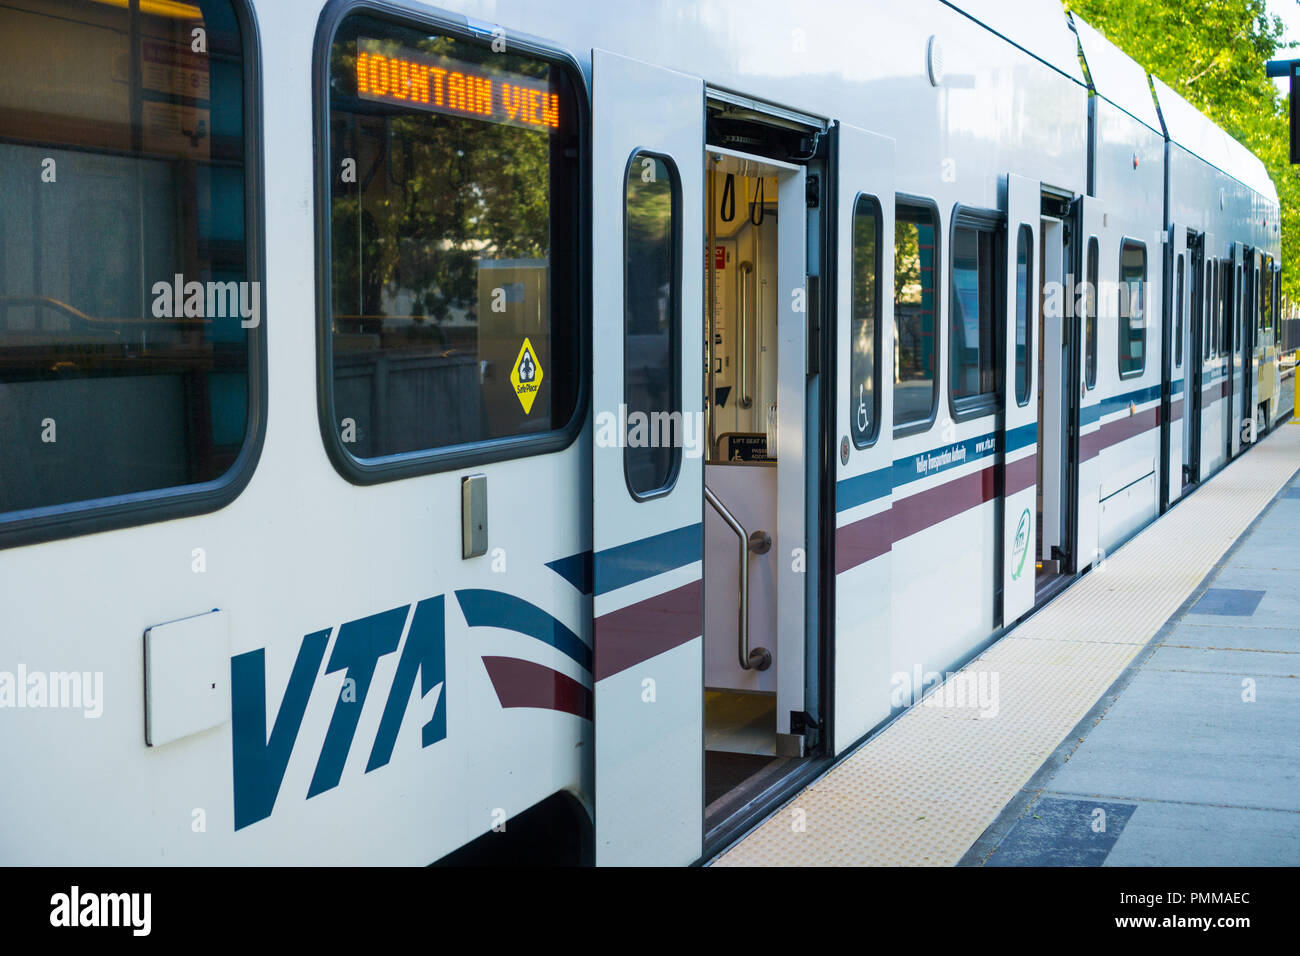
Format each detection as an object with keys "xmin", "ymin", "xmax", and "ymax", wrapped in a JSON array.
[{"xmin": 355, "ymin": 37, "xmax": 560, "ymax": 132}]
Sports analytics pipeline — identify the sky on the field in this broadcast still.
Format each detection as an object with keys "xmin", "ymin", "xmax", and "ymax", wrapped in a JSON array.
[{"xmin": 1269, "ymin": 0, "xmax": 1300, "ymax": 93}]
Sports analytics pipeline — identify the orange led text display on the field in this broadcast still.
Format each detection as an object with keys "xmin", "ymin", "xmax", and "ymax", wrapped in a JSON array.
[{"xmin": 356, "ymin": 39, "xmax": 559, "ymax": 131}]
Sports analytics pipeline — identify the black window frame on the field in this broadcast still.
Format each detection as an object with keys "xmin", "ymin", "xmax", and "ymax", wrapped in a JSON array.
[
  {"xmin": 849, "ymin": 192, "xmax": 884, "ymax": 449},
  {"xmin": 1117, "ymin": 237, "xmax": 1147, "ymax": 379},
  {"xmin": 1085, "ymin": 236, "xmax": 1098, "ymax": 390},
  {"xmin": 0, "ymin": 0, "xmax": 268, "ymax": 552},
  {"xmin": 1013, "ymin": 222, "xmax": 1032, "ymax": 408},
  {"xmin": 313, "ymin": 0, "xmax": 590, "ymax": 485},
  {"xmin": 892, "ymin": 194, "xmax": 943, "ymax": 437},
  {"xmin": 622, "ymin": 148, "xmax": 683, "ymax": 501},
  {"xmin": 1175, "ymin": 252, "xmax": 1184, "ymax": 369},
  {"xmin": 945, "ymin": 204, "xmax": 1004, "ymax": 422}
]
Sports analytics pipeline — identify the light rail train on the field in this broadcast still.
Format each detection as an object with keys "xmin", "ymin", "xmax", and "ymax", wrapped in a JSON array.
[{"xmin": 0, "ymin": 0, "xmax": 1283, "ymax": 865}]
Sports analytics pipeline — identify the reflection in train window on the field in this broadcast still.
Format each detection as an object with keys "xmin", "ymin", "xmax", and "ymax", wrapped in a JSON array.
[
  {"xmin": 1014, "ymin": 224, "xmax": 1032, "ymax": 406},
  {"xmin": 948, "ymin": 219, "xmax": 999, "ymax": 410},
  {"xmin": 850, "ymin": 194, "xmax": 881, "ymax": 447},
  {"xmin": 1118, "ymin": 239, "xmax": 1146, "ymax": 377},
  {"xmin": 894, "ymin": 200, "xmax": 939, "ymax": 430},
  {"xmin": 325, "ymin": 15, "xmax": 581, "ymax": 461},
  {"xmin": 1204, "ymin": 261, "xmax": 1213, "ymax": 362},
  {"xmin": 1260, "ymin": 256, "xmax": 1273, "ymax": 333},
  {"xmin": 0, "ymin": 0, "xmax": 254, "ymax": 516},
  {"xmin": 1175, "ymin": 254, "xmax": 1184, "ymax": 369},
  {"xmin": 1085, "ymin": 237, "xmax": 1098, "ymax": 389},
  {"xmin": 624, "ymin": 152, "xmax": 681, "ymax": 498}
]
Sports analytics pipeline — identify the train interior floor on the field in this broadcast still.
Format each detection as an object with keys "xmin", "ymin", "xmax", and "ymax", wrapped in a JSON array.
[
  {"xmin": 712, "ymin": 390, "xmax": 1300, "ymax": 866},
  {"xmin": 704, "ymin": 691, "xmax": 795, "ymax": 828}
]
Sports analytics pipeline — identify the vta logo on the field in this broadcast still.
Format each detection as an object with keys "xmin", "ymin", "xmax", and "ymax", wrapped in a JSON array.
[
  {"xmin": 1011, "ymin": 509, "xmax": 1032, "ymax": 582},
  {"xmin": 230, "ymin": 597, "xmax": 447, "ymax": 830}
]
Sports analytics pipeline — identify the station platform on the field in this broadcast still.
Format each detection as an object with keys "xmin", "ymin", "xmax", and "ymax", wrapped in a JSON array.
[{"xmin": 713, "ymin": 407, "xmax": 1300, "ymax": 866}]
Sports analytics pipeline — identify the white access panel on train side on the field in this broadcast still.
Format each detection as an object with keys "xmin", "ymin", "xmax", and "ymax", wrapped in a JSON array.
[
  {"xmin": 1076, "ymin": 195, "xmax": 1104, "ymax": 568},
  {"xmin": 832, "ymin": 123, "xmax": 895, "ymax": 755},
  {"xmin": 1168, "ymin": 224, "xmax": 1188, "ymax": 505},
  {"xmin": 591, "ymin": 48, "xmax": 705, "ymax": 867},
  {"xmin": 1003, "ymin": 173, "xmax": 1040, "ymax": 622}
]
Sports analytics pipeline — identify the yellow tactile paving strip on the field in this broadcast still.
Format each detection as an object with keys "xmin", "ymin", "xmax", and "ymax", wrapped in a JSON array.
[{"xmin": 713, "ymin": 424, "xmax": 1300, "ymax": 866}]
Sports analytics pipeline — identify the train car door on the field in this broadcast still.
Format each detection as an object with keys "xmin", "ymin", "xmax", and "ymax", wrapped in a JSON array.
[
  {"xmin": 1164, "ymin": 223, "xmax": 1188, "ymax": 507},
  {"xmin": 1241, "ymin": 248, "xmax": 1256, "ymax": 442},
  {"xmin": 832, "ymin": 124, "xmax": 894, "ymax": 753},
  {"xmin": 1076, "ymin": 196, "xmax": 1103, "ymax": 569},
  {"xmin": 1185, "ymin": 231, "xmax": 1204, "ymax": 485},
  {"xmin": 590, "ymin": 49, "xmax": 705, "ymax": 866},
  {"xmin": 1002, "ymin": 174, "xmax": 1039, "ymax": 620},
  {"xmin": 1228, "ymin": 244, "xmax": 1242, "ymax": 457}
]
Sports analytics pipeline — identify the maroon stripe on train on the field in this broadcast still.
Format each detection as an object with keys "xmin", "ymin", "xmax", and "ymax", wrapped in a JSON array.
[
  {"xmin": 836, "ymin": 460, "xmax": 1029, "ymax": 574},
  {"xmin": 1170, "ymin": 397, "xmax": 1184, "ymax": 422},
  {"xmin": 593, "ymin": 578, "xmax": 702, "ymax": 681},
  {"xmin": 1081, "ymin": 404, "xmax": 1163, "ymax": 462},
  {"xmin": 482, "ymin": 656, "xmax": 593, "ymax": 720},
  {"xmin": 834, "ymin": 508, "xmax": 893, "ymax": 574},
  {"xmin": 1006, "ymin": 453, "xmax": 1037, "ymax": 496},
  {"xmin": 1202, "ymin": 380, "xmax": 1230, "ymax": 400},
  {"xmin": 891, "ymin": 465, "xmax": 997, "ymax": 541}
]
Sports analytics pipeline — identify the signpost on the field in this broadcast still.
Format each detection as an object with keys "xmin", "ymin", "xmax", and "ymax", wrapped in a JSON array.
[{"xmin": 1266, "ymin": 58, "xmax": 1300, "ymax": 163}]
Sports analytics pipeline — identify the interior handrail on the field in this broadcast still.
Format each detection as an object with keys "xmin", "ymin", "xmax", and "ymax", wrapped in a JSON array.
[{"xmin": 704, "ymin": 484, "xmax": 771, "ymax": 672}]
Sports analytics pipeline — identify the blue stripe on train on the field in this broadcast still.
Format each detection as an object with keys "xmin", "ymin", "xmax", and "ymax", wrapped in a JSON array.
[
  {"xmin": 836, "ymin": 421, "xmax": 1037, "ymax": 512},
  {"xmin": 592, "ymin": 522, "xmax": 702, "ymax": 596}
]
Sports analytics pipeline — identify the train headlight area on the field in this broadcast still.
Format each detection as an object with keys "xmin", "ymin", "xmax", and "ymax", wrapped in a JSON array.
[{"xmin": 0, "ymin": 0, "xmax": 1295, "ymax": 874}]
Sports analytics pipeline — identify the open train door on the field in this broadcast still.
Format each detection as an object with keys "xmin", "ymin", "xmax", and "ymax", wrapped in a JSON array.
[
  {"xmin": 590, "ymin": 49, "xmax": 705, "ymax": 865},
  {"xmin": 1000, "ymin": 174, "xmax": 1039, "ymax": 622},
  {"xmin": 831, "ymin": 123, "xmax": 895, "ymax": 753},
  {"xmin": 1075, "ymin": 195, "xmax": 1104, "ymax": 570},
  {"xmin": 1228, "ymin": 243, "xmax": 1242, "ymax": 457},
  {"xmin": 1164, "ymin": 223, "xmax": 1188, "ymax": 507}
]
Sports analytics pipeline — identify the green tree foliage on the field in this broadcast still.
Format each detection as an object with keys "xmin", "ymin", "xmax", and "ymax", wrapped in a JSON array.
[{"xmin": 1065, "ymin": 0, "xmax": 1296, "ymax": 302}]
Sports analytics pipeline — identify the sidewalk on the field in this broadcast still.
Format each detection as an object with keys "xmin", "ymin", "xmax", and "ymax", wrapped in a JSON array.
[{"xmin": 963, "ymin": 460, "xmax": 1300, "ymax": 866}]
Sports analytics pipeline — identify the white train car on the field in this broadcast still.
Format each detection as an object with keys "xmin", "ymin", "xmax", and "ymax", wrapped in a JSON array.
[{"xmin": 0, "ymin": 0, "xmax": 1281, "ymax": 867}]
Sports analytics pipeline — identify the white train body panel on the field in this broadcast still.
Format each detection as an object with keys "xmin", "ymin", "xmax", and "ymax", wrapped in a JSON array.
[{"xmin": 0, "ymin": 0, "xmax": 1283, "ymax": 865}]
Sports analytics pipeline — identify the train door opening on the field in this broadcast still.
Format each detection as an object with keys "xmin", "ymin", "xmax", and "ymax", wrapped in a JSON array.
[
  {"xmin": 1035, "ymin": 207, "xmax": 1072, "ymax": 593},
  {"xmin": 700, "ymin": 135, "xmax": 814, "ymax": 838}
]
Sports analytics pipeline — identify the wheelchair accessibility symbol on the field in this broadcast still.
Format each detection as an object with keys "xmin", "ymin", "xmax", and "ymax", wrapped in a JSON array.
[{"xmin": 857, "ymin": 384, "xmax": 869, "ymax": 434}]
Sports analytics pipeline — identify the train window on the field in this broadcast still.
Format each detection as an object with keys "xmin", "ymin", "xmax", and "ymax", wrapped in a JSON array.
[
  {"xmin": 1261, "ymin": 257, "xmax": 1273, "ymax": 332},
  {"xmin": 894, "ymin": 199, "xmax": 940, "ymax": 431},
  {"xmin": 623, "ymin": 152, "xmax": 680, "ymax": 498},
  {"xmin": 1118, "ymin": 240, "xmax": 1146, "ymax": 378},
  {"xmin": 1014, "ymin": 225, "xmax": 1032, "ymax": 406},
  {"xmin": 1219, "ymin": 260, "xmax": 1230, "ymax": 356},
  {"xmin": 1085, "ymin": 237, "xmax": 1098, "ymax": 389},
  {"xmin": 1273, "ymin": 264, "xmax": 1280, "ymax": 331},
  {"xmin": 0, "ymin": 0, "xmax": 259, "ymax": 524},
  {"xmin": 850, "ymin": 194, "xmax": 882, "ymax": 447},
  {"xmin": 321, "ymin": 13, "xmax": 582, "ymax": 472},
  {"xmin": 1175, "ymin": 254, "xmax": 1184, "ymax": 369},
  {"xmin": 1210, "ymin": 261, "xmax": 1219, "ymax": 357},
  {"xmin": 948, "ymin": 211, "xmax": 1000, "ymax": 414},
  {"xmin": 1274, "ymin": 266, "xmax": 1281, "ymax": 330},
  {"xmin": 1204, "ymin": 262, "xmax": 1213, "ymax": 362}
]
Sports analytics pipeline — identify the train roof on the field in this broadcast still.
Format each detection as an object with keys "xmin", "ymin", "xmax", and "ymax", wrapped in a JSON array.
[
  {"xmin": 943, "ymin": 0, "xmax": 1086, "ymax": 84},
  {"xmin": 1152, "ymin": 75, "xmax": 1279, "ymax": 206},
  {"xmin": 1068, "ymin": 12, "xmax": 1277, "ymax": 207},
  {"xmin": 1070, "ymin": 14, "xmax": 1163, "ymax": 134}
]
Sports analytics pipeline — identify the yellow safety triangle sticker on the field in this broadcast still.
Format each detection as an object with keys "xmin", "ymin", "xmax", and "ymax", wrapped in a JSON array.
[{"xmin": 510, "ymin": 337, "xmax": 543, "ymax": 414}]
